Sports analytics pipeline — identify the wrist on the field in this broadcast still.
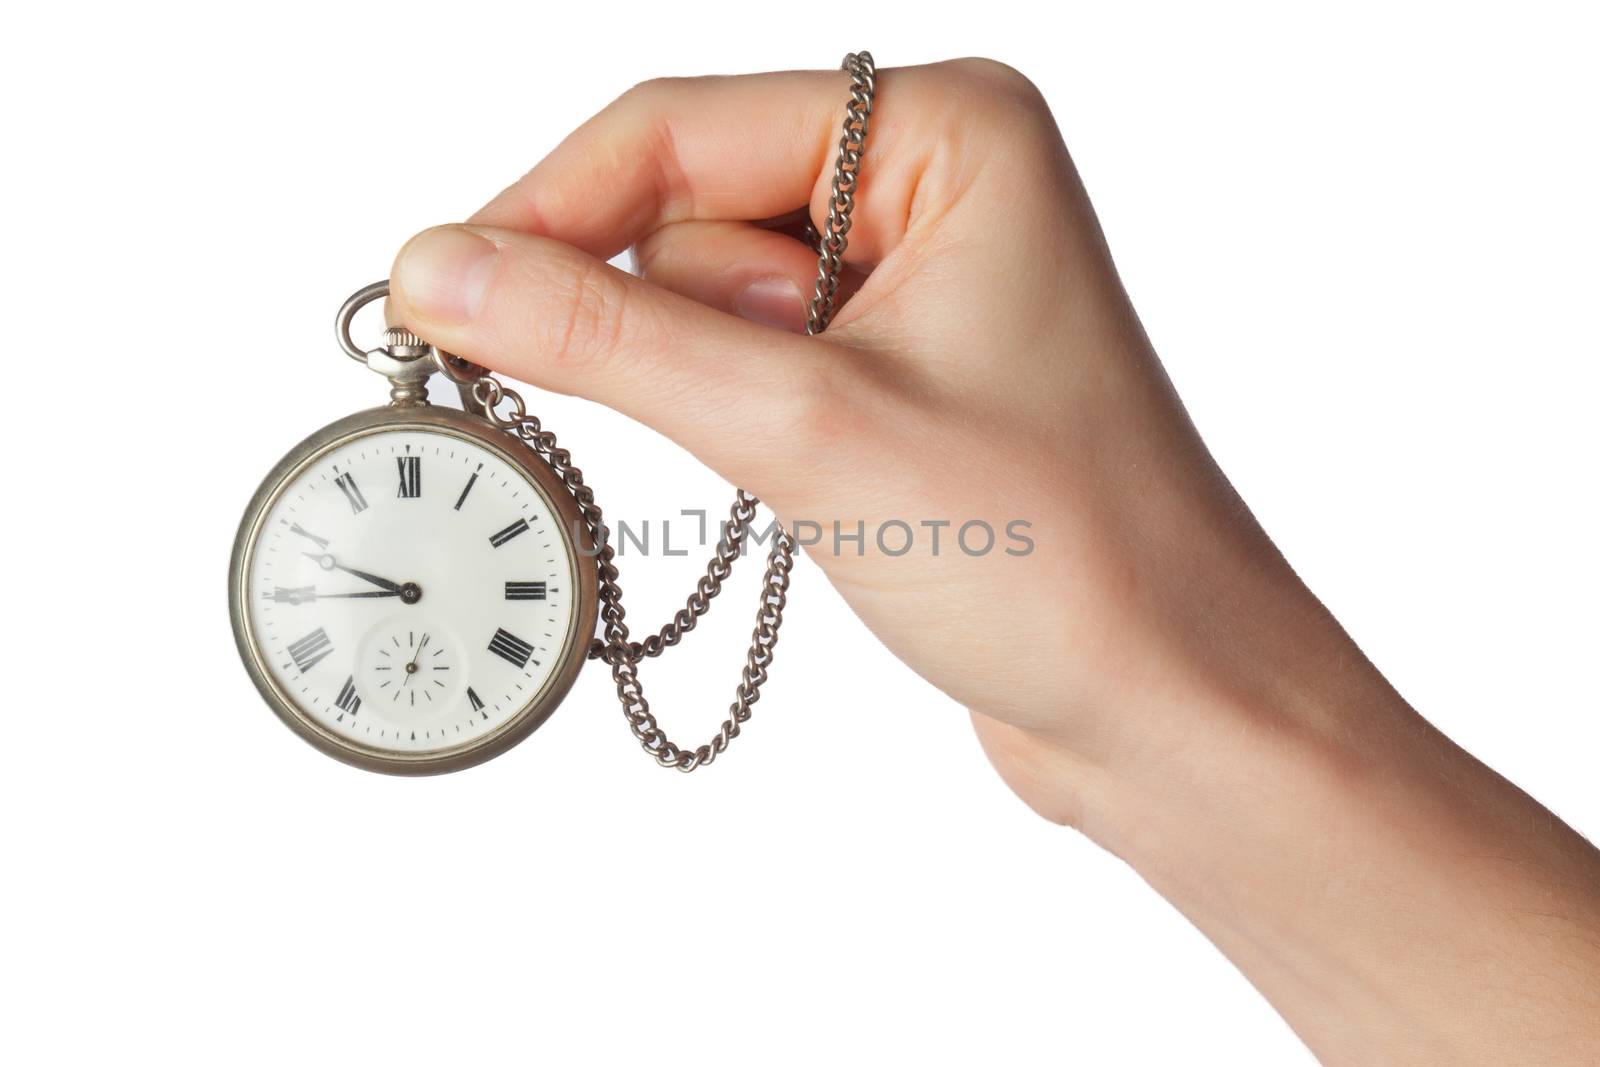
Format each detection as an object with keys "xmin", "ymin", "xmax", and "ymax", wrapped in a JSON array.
[
  {"xmin": 1060, "ymin": 613, "xmax": 1600, "ymax": 1065},
  {"xmin": 1073, "ymin": 558, "xmax": 1412, "ymax": 848}
]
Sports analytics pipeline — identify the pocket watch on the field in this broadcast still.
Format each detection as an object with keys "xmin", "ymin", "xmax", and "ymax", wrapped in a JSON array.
[
  {"xmin": 228, "ymin": 300, "xmax": 598, "ymax": 775},
  {"xmin": 227, "ymin": 280, "xmax": 803, "ymax": 776},
  {"xmin": 229, "ymin": 51, "xmax": 875, "ymax": 774}
]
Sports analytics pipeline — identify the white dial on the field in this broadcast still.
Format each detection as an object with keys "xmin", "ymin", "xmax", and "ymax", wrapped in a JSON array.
[{"xmin": 236, "ymin": 416, "xmax": 588, "ymax": 768}]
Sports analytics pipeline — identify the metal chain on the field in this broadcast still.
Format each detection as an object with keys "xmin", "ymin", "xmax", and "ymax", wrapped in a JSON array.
[
  {"xmin": 457, "ymin": 376, "xmax": 795, "ymax": 772},
  {"xmin": 444, "ymin": 51, "xmax": 875, "ymax": 771},
  {"xmin": 808, "ymin": 52, "xmax": 876, "ymax": 334},
  {"xmin": 593, "ymin": 490, "xmax": 767, "ymax": 663}
]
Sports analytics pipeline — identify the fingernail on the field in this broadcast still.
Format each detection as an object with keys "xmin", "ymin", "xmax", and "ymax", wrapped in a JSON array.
[
  {"xmin": 394, "ymin": 226, "xmax": 498, "ymax": 325},
  {"xmin": 734, "ymin": 276, "xmax": 807, "ymax": 333}
]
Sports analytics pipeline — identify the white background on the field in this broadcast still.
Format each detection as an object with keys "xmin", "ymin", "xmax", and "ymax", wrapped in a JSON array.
[{"xmin": 3, "ymin": 2, "xmax": 1596, "ymax": 1063}]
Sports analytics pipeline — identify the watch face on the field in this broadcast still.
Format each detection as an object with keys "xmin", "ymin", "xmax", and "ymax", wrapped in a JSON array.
[{"xmin": 231, "ymin": 408, "xmax": 593, "ymax": 773}]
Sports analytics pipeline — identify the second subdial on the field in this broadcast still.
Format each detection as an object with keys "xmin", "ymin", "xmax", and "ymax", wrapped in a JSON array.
[{"xmin": 355, "ymin": 618, "xmax": 466, "ymax": 720}]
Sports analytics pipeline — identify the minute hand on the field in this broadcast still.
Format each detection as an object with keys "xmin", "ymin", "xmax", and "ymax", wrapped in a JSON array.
[{"xmin": 302, "ymin": 552, "xmax": 403, "ymax": 592}]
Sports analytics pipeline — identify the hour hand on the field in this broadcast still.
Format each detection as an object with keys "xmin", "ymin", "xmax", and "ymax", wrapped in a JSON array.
[{"xmin": 302, "ymin": 552, "xmax": 402, "ymax": 592}]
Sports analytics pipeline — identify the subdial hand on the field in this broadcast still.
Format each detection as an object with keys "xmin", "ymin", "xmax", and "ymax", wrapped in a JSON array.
[{"xmin": 402, "ymin": 633, "xmax": 431, "ymax": 686}]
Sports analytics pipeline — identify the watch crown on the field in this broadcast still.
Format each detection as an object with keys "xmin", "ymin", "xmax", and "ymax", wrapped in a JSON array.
[
  {"xmin": 383, "ymin": 326, "xmax": 428, "ymax": 350},
  {"xmin": 368, "ymin": 326, "xmax": 435, "ymax": 407}
]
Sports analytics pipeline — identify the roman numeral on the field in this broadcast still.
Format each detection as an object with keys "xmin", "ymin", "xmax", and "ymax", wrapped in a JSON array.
[
  {"xmin": 454, "ymin": 465, "xmax": 481, "ymax": 511},
  {"xmin": 396, "ymin": 455, "xmax": 421, "ymax": 498},
  {"xmin": 488, "ymin": 518, "xmax": 529, "ymax": 548},
  {"xmin": 335, "ymin": 675, "xmax": 361, "ymax": 715},
  {"xmin": 283, "ymin": 521, "xmax": 329, "ymax": 549},
  {"xmin": 267, "ymin": 585, "xmax": 316, "ymax": 605},
  {"xmin": 286, "ymin": 628, "xmax": 334, "ymax": 673},
  {"xmin": 505, "ymin": 581, "xmax": 547, "ymax": 600},
  {"xmin": 334, "ymin": 471, "xmax": 369, "ymax": 514},
  {"xmin": 467, "ymin": 687, "xmax": 486, "ymax": 719},
  {"xmin": 487, "ymin": 628, "xmax": 536, "ymax": 669}
]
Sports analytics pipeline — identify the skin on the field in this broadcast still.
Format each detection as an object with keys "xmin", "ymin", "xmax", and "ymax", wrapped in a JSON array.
[{"xmin": 388, "ymin": 58, "xmax": 1600, "ymax": 1064}]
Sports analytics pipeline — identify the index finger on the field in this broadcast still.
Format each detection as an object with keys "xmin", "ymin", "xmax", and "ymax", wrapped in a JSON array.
[{"xmin": 468, "ymin": 63, "xmax": 929, "ymax": 265}]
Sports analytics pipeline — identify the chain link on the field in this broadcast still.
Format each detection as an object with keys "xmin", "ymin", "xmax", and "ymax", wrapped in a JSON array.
[
  {"xmin": 808, "ymin": 52, "xmax": 876, "ymax": 335},
  {"xmin": 453, "ymin": 52, "xmax": 874, "ymax": 771}
]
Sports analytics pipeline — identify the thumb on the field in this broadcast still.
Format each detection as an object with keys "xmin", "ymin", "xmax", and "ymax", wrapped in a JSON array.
[{"xmin": 389, "ymin": 224, "xmax": 867, "ymax": 498}]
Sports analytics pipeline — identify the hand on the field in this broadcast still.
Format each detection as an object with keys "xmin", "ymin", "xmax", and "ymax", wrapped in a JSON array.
[
  {"xmin": 389, "ymin": 59, "xmax": 1600, "ymax": 1062},
  {"xmin": 402, "ymin": 634, "xmax": 429, "ymax": 686},
  {"xmin": 268, "ymin": 587, "xmax": 400, "ymax": 604},
  {"xmin": 315, "ymin": 591, "xmax": 401, "ymax": 599},
  {"xmin": 388, "ymin": 61, "xmax": 1200, "ymax": 790},
  {"xmin": 302, "ymin": 552, "xmax": 403, "ymax": 593}
]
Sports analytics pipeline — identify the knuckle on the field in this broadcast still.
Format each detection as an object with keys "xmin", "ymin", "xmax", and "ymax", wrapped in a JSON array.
[
  {"xmin": 900, "ymin": 58, "xmax": 1054, "ymax": 164},
  {"xmin": 917, "ymin": 58, "xmax": 1060, "ymax": 192},
  {"xmin": 538, "ymin": 260, "xmax": 634, "ymax": 375},
  {"xmin": 606, "ymin": 81, "xmax": 694, "ymax": 221},
  {"xmin": 943, "ymin": 57, "xmax": 1047, "ymax": 107},
  {"xmin": 616, "ymin": 77, "xmax": 664, "ymax": 106},
  {"xmin": 617, "ymin": 75, "xmax": 693, "ymax": 109}
]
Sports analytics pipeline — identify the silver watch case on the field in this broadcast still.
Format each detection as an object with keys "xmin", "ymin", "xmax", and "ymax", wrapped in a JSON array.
[{"xmin": 228, "ymin": 403, "xmax": 598, "ymax": 775}]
